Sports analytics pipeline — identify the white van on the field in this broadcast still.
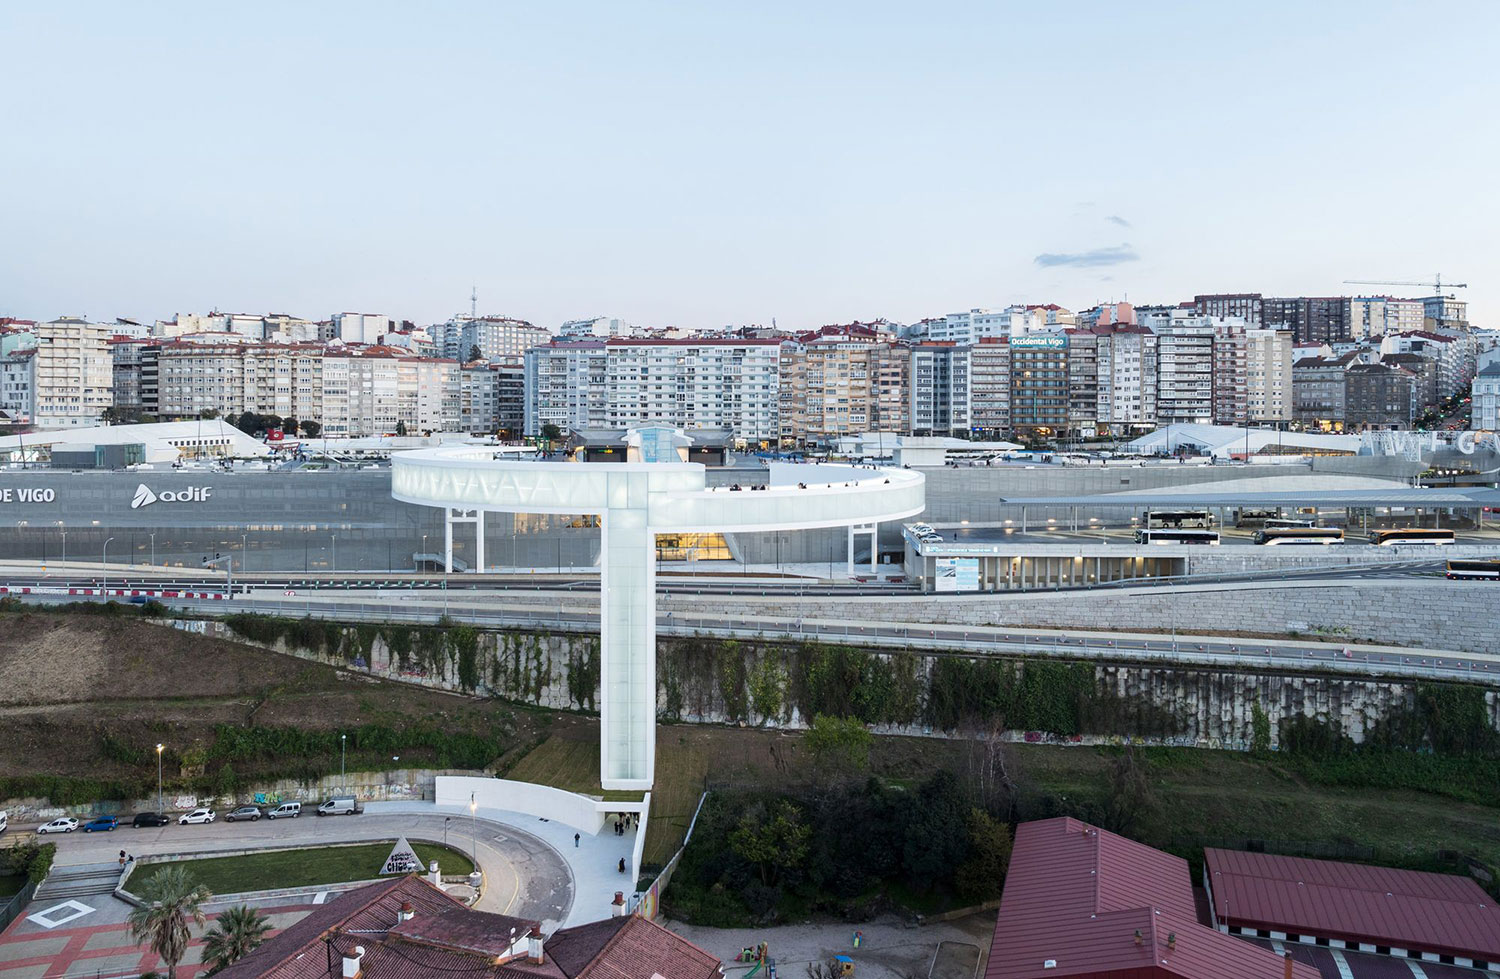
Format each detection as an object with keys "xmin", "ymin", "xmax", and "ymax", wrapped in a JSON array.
[
  {"xmin": 266, "ymin": 802, "xmax": 301, "ymax": 819},
  {"xmin": 316, "ymin": 797, "xmax": 363, "ymax": 816}
]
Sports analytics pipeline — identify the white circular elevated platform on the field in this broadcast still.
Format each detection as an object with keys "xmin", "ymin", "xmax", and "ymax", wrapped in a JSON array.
[{"xmin": 393, "ymin": 449, "xmax": 924, "ymax": 790}]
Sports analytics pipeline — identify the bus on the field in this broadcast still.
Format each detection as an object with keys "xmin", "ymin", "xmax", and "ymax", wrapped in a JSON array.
[
  {"xmin": 1446, "ymin": 560, "xmax": 1500, "ymax": 580},
  {"xmin": 1264, "ymin": 517, "xmax": 1317, "ymax": 529},
  {"xmin": 1142, "ymin": 510, "xmax": 1214, "ymax": 529},
  {"xmin": 1134, "ymin": 528, "xmax": 1220, "ymax": 545},
  {"xmin": 1367, "ymin": 528, "xmax": 1456, "ymax": 546},
  {"xmin": 1253, "ymin": 526, "xmax": 1345, "ymax": 545}
]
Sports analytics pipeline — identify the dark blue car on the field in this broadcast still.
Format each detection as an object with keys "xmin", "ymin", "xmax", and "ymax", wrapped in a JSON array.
[{"xmin": 82, "ymin": 816, "xmax": 118, "ymax": 833}]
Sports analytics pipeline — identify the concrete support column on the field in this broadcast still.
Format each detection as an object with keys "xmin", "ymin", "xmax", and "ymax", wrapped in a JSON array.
[
  {"xmin": 846, "ymin": 525, "xmax": 855, "ymax": 576},
  {"xmin": 600, "ymin": 495, "xmax": 654, "ymax": 791},
  {"xmin": 444, "ymin": 509, "xmax": 454, "ymax": 573},
  {"xmin": 474, "ymin": 510, "xmax": 485, "ymax": 574}
]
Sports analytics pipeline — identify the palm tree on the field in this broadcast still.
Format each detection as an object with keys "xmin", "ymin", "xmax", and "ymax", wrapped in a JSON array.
[
  {"xmin": 201, "ymin": 904, "xmax": 271, "ymax": 973},
  {"xmin": 127, "ymin": 865, "xmax": 212, "ymax": 979}
]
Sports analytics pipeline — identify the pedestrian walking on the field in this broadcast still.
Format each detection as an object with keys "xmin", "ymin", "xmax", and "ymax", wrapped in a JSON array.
[
  {"xmin": 574, "ymin": 832, "xmax": 580, "ymax": 848},
  {"xmin": 618, "ymin": 857, "xmax": 626, "ymax": 874},
  {"xmin": 118, "ymin": 850, "xmax": 126, "ymax": 869}
]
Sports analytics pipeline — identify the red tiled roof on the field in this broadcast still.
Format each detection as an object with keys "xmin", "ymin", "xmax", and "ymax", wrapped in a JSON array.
[
  {"xmin": 214, "ymin": 877, "xmax": 466, "ymax": 979},
  {"xmin": 388, "ymin": 906, "xmax": 536, "ymax": 959},
  {"xmin": 1205, "ymin": 849, "xmax": 1500, "ymax": 962},
  {"xmin": 987, "ymin": 818, "xmax": 1317, "ymax": 979}
]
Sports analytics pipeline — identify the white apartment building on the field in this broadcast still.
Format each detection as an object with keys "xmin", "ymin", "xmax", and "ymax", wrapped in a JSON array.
[
  {"xmin": 909, "ymin": 343, "xmax": 970, "ymax": 436},
  {"xmin": 147, "ymin": 341, "xmax": 326, "ymax": 422},
  {"xmin": 323, "ymin": 349, "xmax": 459, "ymax": 437},
  {"xmin": 1473, "ymin": 362, "xmax": 1500, "ymax": 431},
  {"xmin": 970, "ymin": 337, "xmax": 1010, "ymax": 435},
  {"xmin": 926, "ymin": 306, "xmax": 1057, "ymax": 345},
  {"xmin": 1142, "ymin": 310, "xmax": 1215, "ymax": 425},
  {"xmin": 1348, "ymin": 297, "xmax": 1425, "ymax": 339},
  {"xmin": 331, "ymin": 312, "xmax": 394, "ymax": 345},
  {"xmin": 439, "ymin": 317, "xmax": 549, "ymax": 362},
  {"xmin": 1379, "ymin": 331, "xmax": 1470, "ymax": 400},
  {"xmin": 1095, "ymin": 326, "xmax": 1157, "ymax": 431},
  {"xmin": 1246, "ymin": 328, "xmax": 1294, "ymax": 423},
  {"xmin": 0, "ymin": 349, "xmax": 36, "ymax": 424},
  {"xmin": 34, "ymin": 317, "xmax": 114, "ymax": 428},
  {"xmin": 558, "ymin": 317, "xmax": 640, "ymax": 339},
  {"xmin": 525, "ymin": 338, "xmax": 781, "ymax": 442}
]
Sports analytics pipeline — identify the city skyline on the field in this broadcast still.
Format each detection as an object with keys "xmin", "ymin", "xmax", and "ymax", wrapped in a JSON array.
[{"xmin": 3, "ymin": 2, "xmax": 1497, "ymax": 329}]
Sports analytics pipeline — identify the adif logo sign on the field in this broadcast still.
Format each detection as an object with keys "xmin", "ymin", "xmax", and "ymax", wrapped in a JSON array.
[{"xmin": 130, "ymin": 483, "xmax": 212, "ymax": 509}]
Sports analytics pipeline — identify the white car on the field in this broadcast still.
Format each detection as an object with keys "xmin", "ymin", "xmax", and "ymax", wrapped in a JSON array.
[
  {"xmin": 178, "ymin": 808, "xmax": 216, "ymax": 825},
  {"xmin": 38, "ymin": 817, "xmax": 79, "ymax": 834}
]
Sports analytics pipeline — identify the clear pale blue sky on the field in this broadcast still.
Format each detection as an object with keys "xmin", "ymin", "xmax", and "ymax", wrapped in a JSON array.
[{"xmin": 3, "ymin": 2, "xmax": 1496, "ymax": 330}]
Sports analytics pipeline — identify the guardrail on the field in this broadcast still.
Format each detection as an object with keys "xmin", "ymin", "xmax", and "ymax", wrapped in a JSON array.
[{"xmin": 0, "ymin": 877, "xmax": 37, "ymax": 933}]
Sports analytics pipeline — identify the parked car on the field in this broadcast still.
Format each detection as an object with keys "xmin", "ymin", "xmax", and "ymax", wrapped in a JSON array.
[
  {"xmin": 265, "ymin": 802, "xmax": 301, "ymax": 819},
  {"xmin": 38, "ymin": 817, "xmax": 79, "ymax": 834},
  {"xmin": 0, "ymin": 811, "xmax": 7, "ymax": 836},
  {"xmin": 225, "ymin": 806, "xmax": 263, "ymax": 823},
  {"xmin": 82, "ymin": 816, "xmax": 118, "ymax": 833},
  {"xmin": 316, "ymin": 797, "xmax": 363, "ymax": 816},
  {"xmin": 178, "ymin": 808, "xmax": 216, "ymax": 825},
  {"xmin": 131, "ymin": 812, "xmax": 170, "ymax": 828}
]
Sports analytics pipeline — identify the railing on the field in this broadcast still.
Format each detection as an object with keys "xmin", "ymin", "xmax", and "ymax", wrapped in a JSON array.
[{"xmin": 0, "ymin": 877, "xmax": 38, "ymax": 933}]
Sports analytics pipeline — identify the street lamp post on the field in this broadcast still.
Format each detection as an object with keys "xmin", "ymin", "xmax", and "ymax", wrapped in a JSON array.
[
  {"xmin": 340, "ymin": 734, "xmax": 346, "ymax": 787},
  {"xmin": 58, "ymin": 524, "xmax": 66, "ymax": 564},
  {"xmin": 469, "ymin": 792, "xmax": 478, "ymax": 868},
  {"xmin": 241, "ymin": 534, "xmax": 248, "ymax": 574},
  {"xmin": 155, "ymin": 743, "xmax": 164, "ymax": 812},
  {"xmin": 445, "ymin": 816, "xmax": 451, "ymax": 849},
  {"xmin": 102, "ymin": 537, "xmax": 115, "ymax": 593},
  {"xmin": 149, "ymin": 533, "xmax": 156, "ymax": 566},
  {"xmin": 331, "ymin": 534, "xmax": 337, "ymax": 573}
]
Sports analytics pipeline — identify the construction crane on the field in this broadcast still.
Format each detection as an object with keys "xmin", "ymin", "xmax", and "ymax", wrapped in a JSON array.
[{"xmin": 1344, "ymin": 274, "xmax": 1468, "ymax": 296}]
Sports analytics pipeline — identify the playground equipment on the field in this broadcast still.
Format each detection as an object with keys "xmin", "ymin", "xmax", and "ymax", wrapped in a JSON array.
[{"xmin": 831, "ymin": 956, "xmax": 854, "ymax": 977}]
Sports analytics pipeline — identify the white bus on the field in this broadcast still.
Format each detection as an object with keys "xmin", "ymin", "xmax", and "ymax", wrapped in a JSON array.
[
  {"xmin": 1253, "ymin": 527, "xmax": 1345, "ymax": 545},
  {"xmin": 1367, "ymin": 528, "xmax": 1456, "ymax": 546},
  {"xmin": 1134, "ymin": 528, "xmax": 1220, "ymax": 545}
]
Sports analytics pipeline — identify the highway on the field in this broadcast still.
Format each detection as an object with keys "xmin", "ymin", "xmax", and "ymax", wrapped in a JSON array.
[{"xmin": 9, "ymin": 581, "xmax": 1495, "ymax": 686}]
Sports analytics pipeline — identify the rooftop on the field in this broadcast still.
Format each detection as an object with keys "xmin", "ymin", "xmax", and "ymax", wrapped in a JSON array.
[
  {"xmin": 988, "ymin": 818, "xmax": 1317, "ymax": 979},
  {"xmin": 1204, "ymin": 848, "xmax": 1500, "ymax": 964}
]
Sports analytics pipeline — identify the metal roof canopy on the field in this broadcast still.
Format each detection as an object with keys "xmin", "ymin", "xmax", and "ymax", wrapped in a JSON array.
[{"xmin": 996, "ymin": 488, "xmax": 1500, "ymax": 508}]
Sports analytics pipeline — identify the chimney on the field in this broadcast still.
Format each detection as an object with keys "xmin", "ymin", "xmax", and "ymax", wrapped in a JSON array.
[
  {"xmin": 428, "ymin": 859, "xmax": 441, "ymax": 887},
  {"xmin": 341, "ymin": 946, "xmax": 365, "ymax": 979},
  {"xmin": 1133, "ymin": 930, "xmax": 1142, "ymax": 946},
  {"xmin": 527, "ymin": 925, "xmax": 544, "ymax": 965},
  {"xmin": 1167, "ymin": 933, "xmax": 1176, "ymax": 951},
  {"xmin": 397, "ymin": 901, "xmax": 415, "ymax": 923},
  {"xmin": 612, "ymin": 891, "xmax": 627, "ymax": 917},
  {"xmin": 1283, "ymin": 952, "xmax": 1293, "ymax": 979}
]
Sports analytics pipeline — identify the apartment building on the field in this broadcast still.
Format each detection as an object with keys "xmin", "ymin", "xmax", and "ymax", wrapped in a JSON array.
[
  {"xmin": 1211, "ymin": 318, "xmax": 1248, "ymax": 425},
  {"xmin": 1142, "ymin": 310, "xmax": 1214, "ymax": 425},
  {"xmin": 1380, "ymin": 353, "xmax": 1438, "ymax": 415},
  {"xmin": 1344, "ymin": 363, "xmax": 1415, "ymax": 430},
  {"xmin": 1264, "ymin": 297, "xmax": 1350, "ymax": 344},
  {"xmin": 331, "ymin": 312, "xmax": 394, "ymax": 345},
  {"xmin": 1292, "ymin": 351, "xmax": 1374, "ymax": 431},
  {"xmin": 322, "ymin": 348, "xmax": 459, "ymax": 437},
  {"xmin": 779, "ymin": 326, "xmax": 908, "ymax": 444},
  {"xmin": 1065, "ymin": 329, "xmax": 1100, "ymax": 434},
  {"xmin": 0, "ymin": 349, "xmax": 36, "ymax": 424},
  {"xmin": 439, "ymin": 316, "xmax": 549, "ymax": 362},
  {"xmin": 1348, "ymin": 297, "xmax": 1425, "ymax": 339},
  {"xmin": 459, "ymin": 362, "xmax": 525, "ymax": 436},
  {"xmin": 908, "ymin": 343, "xmax": 970, "ymax": 436},
  {"xmin": 1094, "ymin": 325, "xmax": 1157, "ymax": 433},
  {"xmin": 524, "ymin": 338, "xmax": 782, "ymax": 443},
  {"xmin": 33, "ymin": 317, "xmax": 114, "ymax": 427},
  {"xmin": 1474, "ymin": 362, "xmax": 1500, "ymax": 431},
  {"xmin": 970, "ymin": 337, "xmax": 1011, "ymax": 436},
  {"xmin": 1379, "ymin": 331, "xmax": 1471, "ymax": 400},
  {"xmin": 1008, "ymin": 334, "xmax": 1069, "ymax": 438},
  {"xmin": 147, "ymin": 340, "xmax": 326, "ymax": 422},
  {"xmin": 1245, "ymin": 328, "xmax": 1294, "ymax": 423},
  {"xmin": 108, "ymin": 337, "xmax": 152, "ymax": 414},
  {"xmin": 1194, "ymin": 293, "xmax": 1263, "ymax": 326}
]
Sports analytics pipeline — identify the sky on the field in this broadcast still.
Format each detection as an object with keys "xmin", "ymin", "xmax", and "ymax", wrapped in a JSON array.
[{"xmin": 2, "ymin": 1, "xmax": 1497, "ymax": 331}]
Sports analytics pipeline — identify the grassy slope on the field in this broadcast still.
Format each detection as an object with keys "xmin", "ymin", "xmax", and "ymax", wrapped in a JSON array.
[{"xmin": 135, "ymin": 842, "xmax": 474, "ymax": 895}]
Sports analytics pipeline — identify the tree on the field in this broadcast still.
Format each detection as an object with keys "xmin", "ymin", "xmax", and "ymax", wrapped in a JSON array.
[
  {"xmin": 1104, "ymin": 746, "xmax": 1156, "ymax": 836},
  {"xmin": 804, "ymin": 714, "xmax": 872, "ymax": 772},
  {"xmin": 954, "ymin": 807, "xmax": 1012, "ymax": 900},
  {"xmin": 299, "ymin": 419, "xmax": 322, "ymax": 438},
  {"xmin": 198, "ymin": 408, "xmax": 220, "ymax": 420},
  {"xmin": 965, "ymin": 719, "xmax": 1021, "ymax": 820},
  {"xmin": 200, "ymin": 904, "xmax": 270, "ymax": 974},
  {"xmin": 540, "ymin": 423, "xmax": 562, "ymax": 454},
  {"xmin": 901, "ymin": 770, "xmax": 971, "ymax": 891},
  {"xmin": 128, "ymin": 865, "xmax": 212, "ymax": 979},
  {"xmin": 281, "ymin": 416, "xmax": 298, "ymax": 437},
  {"xmin": 729, "ymin": 799, "xmax": 810, "ymax": 886},
  {"xmin": 468, "ymin": 344, "xmax": 482, "ymax": 363},
  {"xmin": 395, "ymin": 420, "xmax": 408, "ymax": 436}
]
